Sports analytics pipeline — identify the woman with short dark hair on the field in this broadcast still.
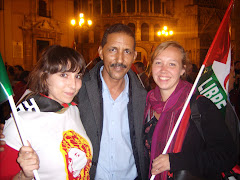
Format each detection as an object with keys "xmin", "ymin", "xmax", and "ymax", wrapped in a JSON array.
[{"xmin": 0, "ymin": 45, "xmax": 92, "ymax": 180}]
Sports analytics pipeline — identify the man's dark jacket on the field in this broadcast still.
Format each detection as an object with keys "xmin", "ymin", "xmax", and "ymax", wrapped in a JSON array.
[{"xmin": 77, "ymin": 61, "xmax": 148, "ymax": 179}]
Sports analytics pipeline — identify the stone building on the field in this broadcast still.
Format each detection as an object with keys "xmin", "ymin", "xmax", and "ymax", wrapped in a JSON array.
[
  {"xmin": 0, "ymin": 0, "xmax": 75, "ymax": 70},
  {"xmin": 74, "ymin": 0, "xmax": 239, "ymax": 68},
  {"xmin": 0, "ymin": 0, "xmax": 239, "ymax": 70}
]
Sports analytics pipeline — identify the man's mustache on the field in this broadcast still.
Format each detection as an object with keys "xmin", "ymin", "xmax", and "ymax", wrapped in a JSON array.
[{"xmin": 110, "ymin": 63, "xmax": 127, "ymax": 68}]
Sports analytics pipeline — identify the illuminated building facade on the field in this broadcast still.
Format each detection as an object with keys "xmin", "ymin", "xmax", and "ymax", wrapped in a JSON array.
[{"xmin": 0, "ymin": 0, "xmax": 239, "ymax": 69}]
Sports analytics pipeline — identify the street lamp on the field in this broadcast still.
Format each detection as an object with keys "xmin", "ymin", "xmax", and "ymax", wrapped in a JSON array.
[
  {"xmin": 157, "ymin": 26, "xmax": 174, "ymax": 37},
  {"xmin": 70, "ymin": 13, "xmax": 93, "ymax": 53},
  {"xmin": 70, "ymin": 13, "xmax": 93, "ymax": 28}
]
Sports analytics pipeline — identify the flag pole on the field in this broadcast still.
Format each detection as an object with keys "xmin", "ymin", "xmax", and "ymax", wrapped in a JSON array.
[
  {"xmin": 137, "ymin": 74, "xmax": 145, "ymax": 88},
  {"xmin": 0, "ymin": 83, "xmax": 40, "ymax": 180}
]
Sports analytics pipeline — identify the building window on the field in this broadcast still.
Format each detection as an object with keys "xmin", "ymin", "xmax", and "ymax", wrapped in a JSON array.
[
  {"xmin": 38, "ymin": 0, "xmax": 51, "ymax": 18},
  {"xmin": 154, "ymin": 0, "xmax": 161, "ymax": 13},
  {"xmin": 136, "ymin": 52, "xmax": 142, "ymax": 61},
  {"xmin": 113, "ymin": 0, "xmax": 121, "ymax": 13},
  {"xmin": 102, "ymin": 0, "xmax": 111, "ymax": 14},
  {"xmin": 0, "ymin": 0, "xmax": 3, "ymax": 10},
  {"xmin": 93, "ymin": 0, "xmax": 100, "ymax": 16},
  {"xmin": 141, "ymin": 0, "xmax": 148, "ymax": 13},
  {"xmin": 141, "ymin": 23, "xmax": 149, "ymax": 41},
  {"xmin": 127, "ymin": 0, "xmax": 135, "ymax": 13}
]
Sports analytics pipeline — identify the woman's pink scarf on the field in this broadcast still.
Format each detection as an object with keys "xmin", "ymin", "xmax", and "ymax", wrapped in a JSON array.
[{"xmin": 144, "ymin": 80, "xmax": 192, "ymax": 180}]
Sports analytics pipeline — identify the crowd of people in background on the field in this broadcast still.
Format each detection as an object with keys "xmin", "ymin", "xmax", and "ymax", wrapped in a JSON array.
[{"xmin": 0, "ymin": 64, "xmax": 30, "ymax": 124}]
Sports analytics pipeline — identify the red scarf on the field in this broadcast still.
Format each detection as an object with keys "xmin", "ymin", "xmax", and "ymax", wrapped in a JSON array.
[{"xmin": 144, "ymin": 80, "xmax": 192, "ymax": 180}]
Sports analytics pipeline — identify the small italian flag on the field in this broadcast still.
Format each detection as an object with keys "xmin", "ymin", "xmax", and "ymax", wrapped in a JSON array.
[
  {"xmin": 0, "ymin": 53, "xmax": 13, "ymax": 104},
  {"xmin": 0, "ymin": 53, "xmax": 41, "ymax": 180}
]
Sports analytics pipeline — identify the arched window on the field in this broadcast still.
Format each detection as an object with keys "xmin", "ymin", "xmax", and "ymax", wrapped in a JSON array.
[
  {"xmin": 141, "ymin": 23, "xmax": 149, "ymax": 41},
  {"xmin": 128, "ymin": 23, "xmax": 135, "ymax": 35}
]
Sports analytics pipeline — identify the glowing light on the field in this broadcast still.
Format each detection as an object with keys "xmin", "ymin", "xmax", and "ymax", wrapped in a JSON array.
[
  {"xmin": 79, "ymin": 18, "xmax": 84, "ymax": 26},
  {"xmin": 71, "ymin": 13, "xmax": 93, "ymax": 28},
  {"xmin": 79, "ymin": 13, "xmax": 84, "ymax": 18},
  {"xmin": 87, "ymin": 20, "xmax": 92, "ymax": 26},
  {"xmin": 71, "ymin": 19, "xmax": 76, "ymax": 26},
  {"xmin": 157, "ymin": 26, "xmax": 174, "ymax": 37}
]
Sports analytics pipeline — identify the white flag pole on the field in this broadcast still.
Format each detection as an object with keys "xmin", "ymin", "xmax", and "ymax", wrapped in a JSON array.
[
  {"xmin": 8, "ymin": 96, "xmax": 41, "ymax": 180},
  {"xmin": 150, "ymin": 65, "xmax": 205, "ymax": 180},
  {"xmin": 137, "ymin": 74, "xmax": 145, "ymax": 88},
  {"xmin": 1, "ymin": 82, "xmax": 41, "ymax": 180}
]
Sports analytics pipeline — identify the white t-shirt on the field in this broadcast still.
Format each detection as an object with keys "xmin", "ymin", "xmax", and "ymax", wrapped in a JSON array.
[{"xmin": 4, "ymin": 98, "xmax": 92, "ymax": 180}]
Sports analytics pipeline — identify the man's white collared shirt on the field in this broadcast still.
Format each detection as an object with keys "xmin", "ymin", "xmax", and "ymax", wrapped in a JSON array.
[{"xmin": 95, "ymin": 67, "xmax": 137, "ymax": 180}]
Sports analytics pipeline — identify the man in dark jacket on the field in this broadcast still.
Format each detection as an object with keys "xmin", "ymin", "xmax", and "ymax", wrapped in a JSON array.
[{"xmin": 78, "ymin": 23, "xmax": 147, "ymax": 179}]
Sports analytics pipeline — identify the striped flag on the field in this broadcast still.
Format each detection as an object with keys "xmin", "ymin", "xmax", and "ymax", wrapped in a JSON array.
[
  {"xmin": 196, "ymin": 0, "xmax": 233, "ymax": 115},
  {"xmin": 0, "ymin": 54, "xmax": 13, "ymax": 104}
]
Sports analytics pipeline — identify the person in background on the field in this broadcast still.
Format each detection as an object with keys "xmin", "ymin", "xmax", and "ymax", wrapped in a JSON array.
[
  {"xmin": 13, "ymin": 70, "xmax": 30, "ymax": 103},
  {"xmin": 134, "ymin": 61, "xmax": 151, "ymax": 91},
  {"xmin": 144, "ymin": 41, "xmax": 237, "ymax": 180},
  {"xmin": 148, "ymin": 75, "xmax": 157, "ymax": 90},
  {"xmin": 227, "ymin": 63, "xmax": 240, "ymax": 163},
  {"xmin": 0, "ymin": 66, "xmax": 15, "ymax": 123},
  {"xmin": 234, "ymin": 61, "xmax": 240, "ymax": 81},
  {"xmin": 78, "ymin": 23, "xmax": 148, "ymax": 179},
  {"xmin": 14, "ymin": 65, "xmax": 24, "ymax": 81},
  {"xmin": 7, "ymin": 65, "xmax": 16, "ymax": 86},
  {"xmin": 229, "ymin": 60, "xmax": 240, "ymax": 118},
  {"xmin": 0, "ymin": 45, "xmax": 92, "ymax": 180},
  {"xmin": 186, "ymin": 63, "xmax": 198, "ymax": 84}
]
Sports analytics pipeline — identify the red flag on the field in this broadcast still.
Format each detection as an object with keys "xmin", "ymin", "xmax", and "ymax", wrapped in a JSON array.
[
  {"xmin": 196, "ymin": 0, "xmax": 234, "ymax": 115},
  {"xmin": 203, "ymin": 0, "xmax": 233, "ymax": 67}
]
